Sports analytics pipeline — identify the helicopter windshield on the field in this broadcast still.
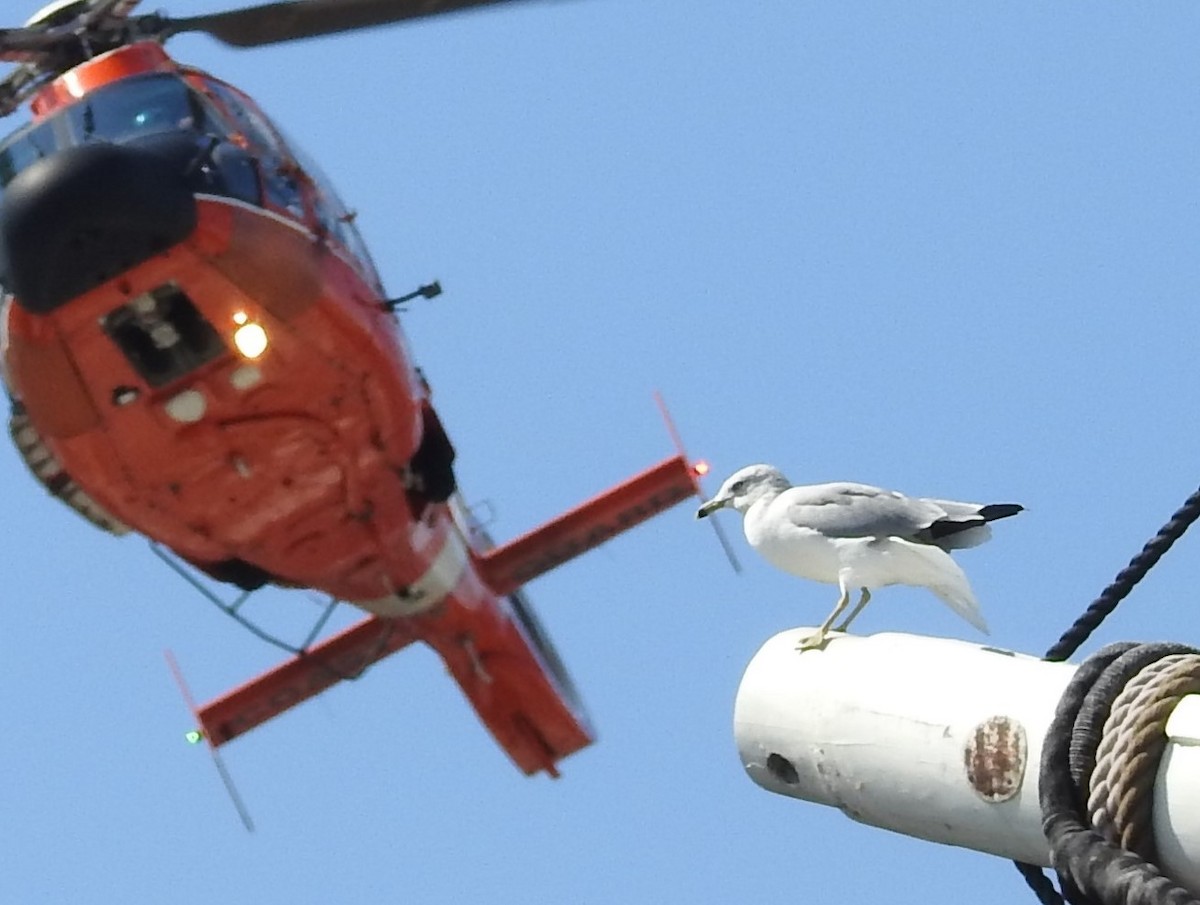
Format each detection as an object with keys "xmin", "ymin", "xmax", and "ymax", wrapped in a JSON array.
[
  {"xmin": 0, "ymin": 119, "xmax": 56, "ymax": 189},
  {"xmin": 72, "ymin": 74, "xmax": 201, "ymax": 140},
  {"xmin": 0, "ymin": 74, "xmax": 207, "ymax": 191}
]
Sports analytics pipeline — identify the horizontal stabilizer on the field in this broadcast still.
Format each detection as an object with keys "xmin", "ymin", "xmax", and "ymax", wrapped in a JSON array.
[
  {"xmin": 478, "ymin": 454, "xmax": 701, "ymax": 596},
  {"xmin": 196, "ymin": 616, "xmax": 417, "ymax": 746}
]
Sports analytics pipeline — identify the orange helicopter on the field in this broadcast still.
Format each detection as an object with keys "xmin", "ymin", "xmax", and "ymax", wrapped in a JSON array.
[{"xmin": 0, "ymin": 0, "xmax": 724, "ymax": 807}]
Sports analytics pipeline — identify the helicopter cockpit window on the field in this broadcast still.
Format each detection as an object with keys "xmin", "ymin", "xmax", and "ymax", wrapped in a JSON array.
[
  {"xmin": 0, "ymin": 119, "xmax": 59, "ymax": 191},
  {"xmin": 0, "ymin": 75, "xmax": 206, "ymax": 180},
  {"xmin": 200, "ymin": 80, "xmax": 304, "ymax": 216},
  {"xmin": 0, "ymin": 74, "xmax": 260, "ymax": 206},
  {"xmin": 68, "ymin": 74, "xmax": 203, "ymax": 141},
  {"xmin": 272, "ymin": 125, "xmax": 384, "ymax": 292}
]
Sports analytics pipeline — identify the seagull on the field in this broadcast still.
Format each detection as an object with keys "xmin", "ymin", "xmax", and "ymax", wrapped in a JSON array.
[{"xmin": 697, "ymin": 464, "xmax": 1022, "ymax": 651}]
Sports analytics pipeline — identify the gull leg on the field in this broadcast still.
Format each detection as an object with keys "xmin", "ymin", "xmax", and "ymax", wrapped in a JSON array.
[
  {"xmin": 797, "ymin": 578, "xmax": 852, "ymax": 652},
  {"xmin": 833, "ymin": 588, "xmax": 872, "ymax": 633}
]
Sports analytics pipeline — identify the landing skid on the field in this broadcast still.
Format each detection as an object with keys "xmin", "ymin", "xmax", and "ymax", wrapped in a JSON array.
[{"xmin": 149, "ymin": 542, "xmax": 371, "ymax": 677}]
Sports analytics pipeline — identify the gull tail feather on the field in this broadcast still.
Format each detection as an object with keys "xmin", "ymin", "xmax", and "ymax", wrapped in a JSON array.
[
  {"xmin": 930, "ymin": 581, "xmax": 990, "ymax": 635},
  {"xmin": 901, "ymin": 542, "xmax": 990, "ymax": 634},
  {"xmin": 922, "ymin": 501, "xmax": 1023, "ymax": 551},
  {"xmin": 935, "ymin": 523, "xmax": 991, "ymax": 551}
]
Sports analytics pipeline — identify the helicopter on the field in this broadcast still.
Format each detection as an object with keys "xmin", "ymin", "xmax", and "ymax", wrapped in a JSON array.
[{"xmin": 0, "ymin": 0, "xmax": 718, "ymax": 798}]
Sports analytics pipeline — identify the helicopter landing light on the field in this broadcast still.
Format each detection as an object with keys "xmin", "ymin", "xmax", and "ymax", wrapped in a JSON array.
[{"xmin": 233, "ymin": 321, "xmax": 268, "ymax": 360}]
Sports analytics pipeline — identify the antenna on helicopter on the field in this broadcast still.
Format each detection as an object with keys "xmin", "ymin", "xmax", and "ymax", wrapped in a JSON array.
[{"xmin": 382, "ymin": 280, "xmax": 442, "ymax": 313}]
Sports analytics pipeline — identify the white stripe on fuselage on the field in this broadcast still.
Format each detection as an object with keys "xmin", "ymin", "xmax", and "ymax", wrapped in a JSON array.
[{"xmin": 353, "ymin": 523, "xmax": 469, "ymax": 618}]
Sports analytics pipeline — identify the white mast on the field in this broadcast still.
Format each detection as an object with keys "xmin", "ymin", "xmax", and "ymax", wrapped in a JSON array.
[{"xmin": 733, "ymin": 629, "xmax": 1200, "ymax": 893}]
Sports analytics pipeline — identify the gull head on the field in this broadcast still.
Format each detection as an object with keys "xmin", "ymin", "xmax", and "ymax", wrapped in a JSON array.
[{"xmin": 696, "ymin": 464, "xmax": 791, "ymax": 518}]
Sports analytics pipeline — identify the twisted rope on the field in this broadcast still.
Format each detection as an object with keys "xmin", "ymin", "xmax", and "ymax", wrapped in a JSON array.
[
  {"xmin": 1032, "ymin": 643, "xmax": 1200, "ymax": 902},
  {"xmin": 1089, "ymin": 654, "xmax": 1200, "ymax": 861},
  {"xmin": 1018, "ymin": 484, "xmax": 1200, "ymax": 904},
  {"xmin": 1039, "ymin": 644, "xmax": 1200, "ymax": 905},
  {"xmin": 1042, "ymin": 487, "xmax": 1200, "ymax": 664}
]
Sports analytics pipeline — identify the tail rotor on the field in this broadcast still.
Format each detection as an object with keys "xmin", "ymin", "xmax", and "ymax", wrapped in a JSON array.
[
  {"xmin": 165, "ymin": 649, "xmax": 256, "ymax": 832},
  {"xmin": 653, "ymin": 391, "xmax": 742, "ymax": 574}
]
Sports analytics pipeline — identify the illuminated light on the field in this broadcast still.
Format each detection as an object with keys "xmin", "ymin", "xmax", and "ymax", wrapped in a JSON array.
[
  {"xmin": 233, "ymin": 322, "xmax": 269, "ymax": 359},
  {"xmin": 185, "ymin": 730, "xmax": 203, "ymax": 745},
  {"xmin": 232, "ymin": 311, "xmax": 248, "ymax": 326},
  {"xmin": 693, "ymin": 460, "xmax": 711, "ymax": 477}
]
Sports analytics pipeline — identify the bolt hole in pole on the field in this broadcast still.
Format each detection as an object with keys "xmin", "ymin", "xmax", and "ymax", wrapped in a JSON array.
[{"xmin": 766, "ymin": 753, "xmax": 799, "ymax": 785}]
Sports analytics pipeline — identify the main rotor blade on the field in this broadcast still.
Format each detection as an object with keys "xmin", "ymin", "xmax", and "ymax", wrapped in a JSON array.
[
  {"xmin": 164, "ymin": 0, "xmax": 537, "ymax": 48},
  {"xmin": 0, "ymin": 26, "xmax": 69, "ymax": 56}
]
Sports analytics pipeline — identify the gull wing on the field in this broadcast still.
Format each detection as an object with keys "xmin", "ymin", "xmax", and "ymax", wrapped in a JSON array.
[{"xmin": 781, "ymin": 482, "xmax": 951, "ymax": 540}]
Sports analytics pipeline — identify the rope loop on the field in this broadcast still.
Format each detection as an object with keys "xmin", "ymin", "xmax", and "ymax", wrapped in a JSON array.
[
  {"xmin": 1038, "ymin": 642, "xmax": 1200, "ymax": 905},
  {"xmin": 1019, "ymin": 482, "xmax": 1200, "ymax": 904}
]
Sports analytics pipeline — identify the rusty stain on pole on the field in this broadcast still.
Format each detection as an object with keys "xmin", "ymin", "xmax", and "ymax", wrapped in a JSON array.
[{"xmin": 965, "ymin": 715, "xmax": 1027, "ymax": 803}]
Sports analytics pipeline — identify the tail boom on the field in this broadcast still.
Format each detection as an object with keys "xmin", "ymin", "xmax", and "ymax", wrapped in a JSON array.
[{"xmin": 187, "ymin": 453, "xmax": 704, "ymax": 776}]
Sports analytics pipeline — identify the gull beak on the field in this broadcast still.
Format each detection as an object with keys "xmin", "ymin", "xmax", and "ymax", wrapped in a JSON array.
[{"xmin": 696, "ymin": 497, "xmax": 726, "ymax": 519}]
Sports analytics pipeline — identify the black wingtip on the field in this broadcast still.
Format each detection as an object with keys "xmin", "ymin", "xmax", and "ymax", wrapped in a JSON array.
[
  {"xmin": 980, "ymin": 503, "xmax": 1024, "ymax": 521},
  {"xmin": 927, "ymin": 517, "xmax": 983, "ymax": 540}
]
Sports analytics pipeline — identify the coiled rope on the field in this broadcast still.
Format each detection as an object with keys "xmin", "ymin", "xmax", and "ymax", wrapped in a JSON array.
[
  {"xmin": 1018, "ymin": 486, "xmax": 1200, "ymax": 905},
  {"xmin": 1039, "ymin": 643, "xmax": 1200, "ymax": 905}
]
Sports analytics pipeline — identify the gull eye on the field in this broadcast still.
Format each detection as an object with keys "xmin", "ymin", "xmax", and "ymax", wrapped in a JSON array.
[{"xmin": 731, "ymin": 480, "xmax": 747, "ymax": 494}]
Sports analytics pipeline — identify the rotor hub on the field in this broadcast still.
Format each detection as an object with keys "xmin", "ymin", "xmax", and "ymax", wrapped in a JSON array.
[{"xmin": 25, "ymin": 0, "xmax": 91, "ymax": 27}]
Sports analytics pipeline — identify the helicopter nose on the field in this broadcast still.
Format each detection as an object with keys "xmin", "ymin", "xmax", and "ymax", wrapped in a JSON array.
[{"xmin": 0, "ymin": 141, "xmax": 197, "ymax": 314}]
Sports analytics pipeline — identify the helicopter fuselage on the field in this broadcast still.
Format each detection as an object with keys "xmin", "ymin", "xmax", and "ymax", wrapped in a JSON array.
[
  {"xmin": 1, "ymin": 42, "xmax": 457, "ymax": 611},
  {"xmin": 0, "ymin": 38, "xmax": 703, "ymax": 777}
]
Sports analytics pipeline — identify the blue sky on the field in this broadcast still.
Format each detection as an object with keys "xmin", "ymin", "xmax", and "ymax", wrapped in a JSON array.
[{"xmin": 4, "ymin": 2, "xmax": 1200, "ymax": 902}]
